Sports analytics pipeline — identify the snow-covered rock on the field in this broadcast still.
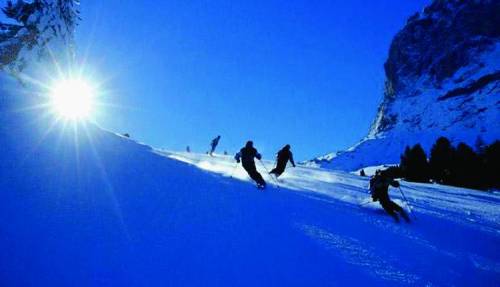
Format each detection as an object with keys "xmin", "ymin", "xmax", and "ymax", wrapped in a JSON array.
[
  {"xmin": 0, "ymin": 0, "xmax": 79, "ymax": 84},
  {"xmin": 314, "ymin": 0, "xmax": 500, "ymax": 171}
]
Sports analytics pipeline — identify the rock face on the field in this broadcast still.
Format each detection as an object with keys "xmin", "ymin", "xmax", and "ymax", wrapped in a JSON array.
[{"xmin": 314, "ymin": 0, "xmax": 500, "ymax": 171}]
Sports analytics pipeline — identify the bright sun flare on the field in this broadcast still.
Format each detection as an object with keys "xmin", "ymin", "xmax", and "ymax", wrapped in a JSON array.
[{"xmin": 50, "ymin": 78, "xmax": 95, "ymax": 120}]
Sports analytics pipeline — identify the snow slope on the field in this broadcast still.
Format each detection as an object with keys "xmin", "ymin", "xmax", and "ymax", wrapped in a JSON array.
[
  {"xmin": 1, "ymin": 92, "xmax": 499, "ymax": 286},
  {"xmin": 166, "ymin": 151, "xmax": 500, "ymax": 233}
]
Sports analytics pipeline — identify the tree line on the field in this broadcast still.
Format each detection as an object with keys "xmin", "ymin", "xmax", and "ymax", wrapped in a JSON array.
[{"xmin": 397, "ymin": 137, "xmax": 499, "ymax": 191}]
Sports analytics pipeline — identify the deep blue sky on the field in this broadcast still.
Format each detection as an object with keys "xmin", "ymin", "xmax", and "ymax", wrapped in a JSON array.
[{"xmin": 76, "ymin": 0, "xmax": 430, "ymax": 160}]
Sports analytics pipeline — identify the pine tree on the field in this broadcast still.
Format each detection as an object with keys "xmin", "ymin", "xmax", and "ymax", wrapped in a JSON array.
[
  {"xmin": 482, "ymin": 141, "xmax": 500, "ymax": 189},
  {"xmin": 400, "ymin": 144, "xmax": 430, "ymax": 183},
  {"xmin": 400, "ymin": 146, "xmax": 411, "ymax": 172},
  {"xmin": 429, "ymin": 137, "xmax": 455, "ymax": 184},
  {"xmin": 450, "ymin": 142, "xmax": 483, "ymax": 189},
  {"xmin": 1, "ymin": 0, "xmax": 80, "ymax": 75},
  {"xmin": 1, "ymin": 1, "xmax": 41, "ymax": 25}
]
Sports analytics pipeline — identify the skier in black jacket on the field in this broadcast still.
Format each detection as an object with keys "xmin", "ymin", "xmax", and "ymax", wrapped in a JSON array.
[
  {"xmin": 270, "ymin": 144, "xmax": 296, "ymax": 177},
  {"xmin": 370, "ymin": 170, "xmax": 410, "ymax": 223},
  {"xmin": 235, "ymin": 141, "xmax": 266, "ymax": 189}
]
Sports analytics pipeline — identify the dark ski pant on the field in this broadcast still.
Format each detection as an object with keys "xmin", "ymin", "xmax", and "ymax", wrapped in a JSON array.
[
  {"xmin": 210, "ymin": 145, "xmax": 217, "ymax": 155},
  {"xmin": 270, "ymin": 161, "xmax": 287, "ymax": 177},
  {"xmin": 243, "ymin": 163, "xmax": 266, "ymax": 186},
  {"xmin": 380, "ymin": 198, "xmax": 409, "ymax": 222}
]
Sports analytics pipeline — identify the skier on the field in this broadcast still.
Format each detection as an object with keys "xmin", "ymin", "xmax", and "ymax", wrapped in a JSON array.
[
  {"xmin": 269, "ymin": 144, "xmax": 296, "ymax": 177},
  {"xmin": 186, "ymin": 146, "xmax": 191, "ymax": 153},
  {"xmin": 370, "ymin": 170, "xmax": 410, "ymax": 223},
  {"xmin": 235, "ymin": 141, "xmax": 266, "ymax": 189},
  {"xmin": 209, "ymin": 135, "xmax": 221, "ymax": 156}
]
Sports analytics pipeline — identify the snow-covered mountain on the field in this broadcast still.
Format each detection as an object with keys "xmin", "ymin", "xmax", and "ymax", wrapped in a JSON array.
[{"xmin": 313, "ymin": 0, "xmax": 500, "ymax": 171}]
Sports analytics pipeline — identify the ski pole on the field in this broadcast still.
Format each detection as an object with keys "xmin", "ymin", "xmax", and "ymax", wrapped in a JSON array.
[
  {"xmin": 359, "ymin": 199, "xmax": 373, "ymax": 206},
  {"xmin": 400, "ymin": 184, "xmax": 419, "ymax": 191},
  {"xmin": 259, "ymin": 160, "xmax": 280, "ymax": 189},
  {"xmin": 398, "ymin": 186, "xmax": 417, "ymax": 220}
]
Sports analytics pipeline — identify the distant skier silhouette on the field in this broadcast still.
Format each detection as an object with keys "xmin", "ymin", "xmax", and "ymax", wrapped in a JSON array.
[
  {"xmin": 186, "ymin": 146, "xmax": 191, "ymax": 153},
  {"xmin": 370, "ymin": 170, "xmax": 410, "ymax": 223},
  {"xmin": 269, "ymin": 144, "xmax": 296, "ymax": 177},
  {"xmin": 235, "ymin": 141, "xmax": 266, "ymax": 189},
  {"xmin": 209, "ymin": 135, "xmax": 221, "ymax": 156}
]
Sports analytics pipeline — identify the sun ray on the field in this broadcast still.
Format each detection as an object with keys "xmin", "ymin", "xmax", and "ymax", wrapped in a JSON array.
[
  {"xmin": 17, "ymin": 113, "xmax": 64, "ymax": 170},
  {"xmin": 81, "ymin": 122, "xmax": 132, "ymax": 241}
]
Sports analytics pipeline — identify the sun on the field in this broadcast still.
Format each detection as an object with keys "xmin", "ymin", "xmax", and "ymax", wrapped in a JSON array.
[{"xmin": 49, "ymin": 78, "xmax": 95, "ymax": 120}]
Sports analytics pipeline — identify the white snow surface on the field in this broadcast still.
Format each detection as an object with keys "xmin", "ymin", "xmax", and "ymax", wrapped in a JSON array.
[
  {"xmin": 352, "ymin": 164, "xmax": 399, "ymax": 177},
  {"xmin": 165, "ymin": 151, "xmax": 500, "ymax": 234}
]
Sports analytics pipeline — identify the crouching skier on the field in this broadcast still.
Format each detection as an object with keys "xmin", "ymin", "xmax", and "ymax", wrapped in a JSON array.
[
  {"xmin": 269, "ymin": 144, "xmax": 296, "ymax": 177},
  {"xmin": 370, "ymin": 170, "xmax": 410, "ymax": 223},
  {"xmin": 235, "ymin": 141, "xmax": 266, "ymax": 189}
]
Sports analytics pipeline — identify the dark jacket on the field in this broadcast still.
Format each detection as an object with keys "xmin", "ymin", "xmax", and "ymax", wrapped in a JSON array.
[
  {"xmin": 235, "ymin": 146, "xmax": 262, "ymax": 167},
  {"xmin": 211, "ymin": 137, "xmax": 220, "ymax": 147},
  {"xmin": 370, "ymin": 175, "xmax": 400, "ymax": 202},
  {"xmin": 277, "ymin": 148, "xmax": 295, "ymax": 167}
]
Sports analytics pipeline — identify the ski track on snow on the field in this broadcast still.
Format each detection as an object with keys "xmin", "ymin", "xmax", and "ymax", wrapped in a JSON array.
[{"xmin": 299, "ymin": 224, "xmax": 422, "ymax": 285}]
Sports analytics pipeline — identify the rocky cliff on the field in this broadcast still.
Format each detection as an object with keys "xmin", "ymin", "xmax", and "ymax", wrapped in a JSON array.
[{"xmin": 313, "ymin": 0, "xmax": 500, "ymax": 171}]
